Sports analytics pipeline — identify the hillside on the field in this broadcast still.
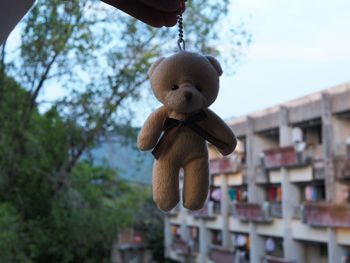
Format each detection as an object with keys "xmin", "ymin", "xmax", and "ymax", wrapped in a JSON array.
[{"xmin": 90, "ymin": 135, "xmax": 153, "ymax": 185}]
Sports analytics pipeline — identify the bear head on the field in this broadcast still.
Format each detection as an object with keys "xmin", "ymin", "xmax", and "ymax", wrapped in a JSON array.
[{"xmin": 148, "ymin": 51, "xmax": 223, "ymax": 114}]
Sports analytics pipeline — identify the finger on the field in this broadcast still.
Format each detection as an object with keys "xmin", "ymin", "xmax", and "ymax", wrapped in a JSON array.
[
  {"xmin": 139, "ymin": 0, "xmax": 182, "ymax": 13},
  {"xmin": 163, "ymin": 12, "xmax": 178, "ymax": 27},
  {"xmin": 102, "ymin": 0, "xmax": 178, "ymax": 27}
]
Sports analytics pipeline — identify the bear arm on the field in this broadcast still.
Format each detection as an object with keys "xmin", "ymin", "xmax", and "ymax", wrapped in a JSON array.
[
  {"xmin": 201, "ymin": 109, "xmax": 237, "ymax": 156},
  {"xmin": 137, "ymin": 106, "xmax": 168, "ymax": 151}
]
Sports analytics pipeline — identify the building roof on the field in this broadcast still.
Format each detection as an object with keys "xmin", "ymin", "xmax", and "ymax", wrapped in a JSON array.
[{"xmin": 228, "ymin": 81, "xmax": 350, "ymax": 127}]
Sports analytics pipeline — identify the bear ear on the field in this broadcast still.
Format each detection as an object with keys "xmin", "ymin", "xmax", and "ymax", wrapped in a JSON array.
[
  {"xmin": 205, "ymin": 55, "xmax": 223, "ymax": 76},
  {"xmin": 148, "ymin": 57, "xmax": 165, "ymax": 77}
]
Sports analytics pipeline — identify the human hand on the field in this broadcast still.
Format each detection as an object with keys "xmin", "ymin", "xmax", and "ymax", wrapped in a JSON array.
[{"xmin": 101, "ymin": 0, "xmax": 185, "ymax": 28}]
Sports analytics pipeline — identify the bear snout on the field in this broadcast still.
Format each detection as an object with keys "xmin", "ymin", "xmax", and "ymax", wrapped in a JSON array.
[{"xmin": 183, "ymin": 91, "xmax": 192, "ymax": 103}]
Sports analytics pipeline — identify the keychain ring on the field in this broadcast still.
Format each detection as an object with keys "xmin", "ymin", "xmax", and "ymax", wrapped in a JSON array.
[{"xmin": 178, "ymin": 39, "xmax": 185, "ymax": 51}]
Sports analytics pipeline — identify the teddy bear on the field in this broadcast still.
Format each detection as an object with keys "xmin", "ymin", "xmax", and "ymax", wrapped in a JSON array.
[{"xmin": 137, "ymin": 51, "xmax": 237, "ymax": 211}]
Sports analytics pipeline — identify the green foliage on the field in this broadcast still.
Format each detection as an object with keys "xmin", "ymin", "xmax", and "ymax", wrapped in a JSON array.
[
  {"xmin": 0, "ymin": 74, "xmax": 148, "ymax": 262},
  {"xmin": 30, "ymin": 163, "xmax": 146, "ymax": 263},
  {"xmin": 134, "ymin": 194, "xmax": 166, "ymax": 262},
  {"xmin": 0, "ymin": 203, "xmax": 29, "ymax": 263}
]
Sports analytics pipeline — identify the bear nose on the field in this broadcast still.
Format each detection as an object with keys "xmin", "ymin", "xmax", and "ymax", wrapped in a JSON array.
[{"xmin": 184, "ymin": 91, "xmax": 192, "ymax": 103}]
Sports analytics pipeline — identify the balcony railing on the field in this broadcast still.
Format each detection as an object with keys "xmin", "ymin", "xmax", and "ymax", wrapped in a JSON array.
[
  {"xmin": 262, "ymin": 255, "xmax": 296, "ymax": 263},
  {"xmin": 171, "ymin": 239, "xmax": 190, "ymax": 256},
  {"xmin": 118, "ymin": 229, "xmax": 144, "ymax": 246},
  {"xmin": 210, "ymin": 157, "xmax": 242, "ymax": 175},
  {"xmin": 263, "ymin": 145, "xmax": 323, "ymax": 170},
  {"xmin": 301, "ymin": 202, "xmax": 350, "ymax": 228},
  {"xmin": 263, "ymin": 146, "xmax": 298, "ymax": 169},
  {"xmin": 209, "ymin": 245, "xmax": 235, "ymax": 263},
  {"xmin": 333, "ymin": 156, "xmax": 350, "ymax": 180},
  {"xmin": 190, "ymin": 201, "xmax": 215, "ymax": 219},
  {"xmin": 270, "ymin": 201, "xmax": 283, "ymax": 218},
  {"xmin": 232, "ymin": 202, "xmax": 271, "ymax": 222}
]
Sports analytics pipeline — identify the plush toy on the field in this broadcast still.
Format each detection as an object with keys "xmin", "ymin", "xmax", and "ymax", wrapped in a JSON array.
[{"xmin": 137, "ymin": 51, "xmax": 237, "ymax": 211}]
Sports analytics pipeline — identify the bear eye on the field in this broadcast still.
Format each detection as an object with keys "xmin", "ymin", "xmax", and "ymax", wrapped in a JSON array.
[
  {"xmin": 172, "ymin": 85, "xmax": 179, "ymax": 90},
  {"xmin": 195, "ymin": 85, "xmax": 202, "ymax": 92}
]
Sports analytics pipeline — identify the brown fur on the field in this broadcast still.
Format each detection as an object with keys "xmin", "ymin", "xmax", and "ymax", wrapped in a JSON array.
[{"xmin": 137, "ymin": 51, "xmax": 237, "ymax": 211}]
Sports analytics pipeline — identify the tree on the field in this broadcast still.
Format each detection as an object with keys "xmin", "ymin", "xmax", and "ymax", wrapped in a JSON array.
[
  {"xmin": 0, "ymin": 74, "xmax": 148, "ymax": 262},
  {"xmin": 133, "ymin": 193, "xmax": 166, "ymax": 262},
  {"xmin": 0, "ymin": 0, "xmax": 251, "ymax": 261}
]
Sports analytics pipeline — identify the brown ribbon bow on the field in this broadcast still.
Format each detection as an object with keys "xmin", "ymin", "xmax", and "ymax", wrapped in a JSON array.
[{"xmin": 152, "ymin": 111, "xmax": 228, "ymax": 160}]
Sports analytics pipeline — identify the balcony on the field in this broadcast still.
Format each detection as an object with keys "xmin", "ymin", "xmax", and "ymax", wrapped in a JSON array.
[
  {"xmin": 118, "ymin": 228, "xmax": 145, "ymax": 244},
  {"xmin": 171, "ymin": 239, "xmax": 190, "ymax": 256},
  {"xmin": 262, "ymin": 255, "xmax": 296, "ymax": 263},
  {"xmin": 209, "ymin": 245, "xmax": 235, "ymax": 263},
  {"xmin": 263, "ymin": 145, "xmax": 323, "ymax": 170},
  {"xmin": 263, "ymin": 146, "xmax": 298, "ymax": 169},
  {"xmin": 190, "ymin": 201, "xmax": 215, "ymax": 219},
  {"xmin": 301, "ymin": 202, "xmax": 350, "ymax": 228},
  {"xmin": 210, "ymin": 157, "xmax": 242, "ymax": 175},
  {"xmin": 232, "ymin": 202, "xmax": 271, "ymax": 223},
  {"xmin": 333, "ymin": 156, "xmax": 350, "ymax": 180}
]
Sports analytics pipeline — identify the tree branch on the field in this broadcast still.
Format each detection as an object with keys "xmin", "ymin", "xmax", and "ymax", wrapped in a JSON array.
[
  {"xmin": 29, "ymin": 51, "xmax": 60, "ymax": 110},
  {"xmin": 0, "ymin": 41, "xmax": 6, "ymax": 101}
]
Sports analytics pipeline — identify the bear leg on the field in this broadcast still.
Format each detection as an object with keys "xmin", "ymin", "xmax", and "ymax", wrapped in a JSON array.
[
  {"xmin": 183, "ymin": 156, "xmax": 209, "ymax": 210},
  {"xmin": 152, "ymin": 159, "xmax": 180, "ymax": 212}
]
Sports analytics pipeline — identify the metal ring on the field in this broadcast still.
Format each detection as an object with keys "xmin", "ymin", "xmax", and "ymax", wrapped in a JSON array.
[{"xmin": 178, "ymin": 39, "xmax": 186, "ymax": 51}]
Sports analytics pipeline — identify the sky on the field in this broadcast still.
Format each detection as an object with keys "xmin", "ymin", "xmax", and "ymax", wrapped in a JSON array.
[
  {"xmin": 6, "ymin": 0, "xmax": 350, "ymax": 126},
  {"xmin": 211, "ymin": 0, "xmax": 350, "ymax": 121}
]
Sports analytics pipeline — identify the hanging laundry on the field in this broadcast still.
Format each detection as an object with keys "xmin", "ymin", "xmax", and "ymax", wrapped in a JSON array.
[
  {"xmin": 277, "ymin": 186, "xmax": 283, "ymax": 201},
  {"xmin": 172, "ymin": 226, "xmax": 177, "ymax": 235},
  {"xmin": 241, "ymin": 189, "xmax": 248, "ymax": 202},
  {"xmin": 311, "ymin": 186, "xmax": 318, "ymax": 201},
  {"xmin": 265, "ymin": 238, "xmax": 276, "ymax": 252},
  {"xmin": 228, "ymin": 188, "xmax": 237, "ymax": 201},
  {"xmin": 236, "ymin": 235, "xmax": 247, "ymax": 247},
  {"xmin": 305, "ymin": 185, "xmax": 313, "ymax": 201},
  {"xmin": 237, "ymin": 188, "xmax": 241, "ymax": 201},
  {"xmin": 246, "ymin": 235, "xmax": 250, "ymax": 251},
  {"xmin": 267, "ymin": 186, "xmax": 277, "ymax": 201},
  {"xmin": 211, "ymin": 188, "xmax": 222, "ymax": 202},
  {"xmin": 191, "ymin": 227, "xmax": 198, "ymax": 240}
]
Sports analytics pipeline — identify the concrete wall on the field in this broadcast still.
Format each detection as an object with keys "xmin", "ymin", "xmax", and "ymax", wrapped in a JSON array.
[{"xmin": 166, "ymin": 83, "xmax": 350, "ymax": 263}]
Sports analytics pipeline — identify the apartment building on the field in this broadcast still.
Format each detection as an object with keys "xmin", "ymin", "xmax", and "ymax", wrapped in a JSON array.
[{"xmin": 164, "ymin": 82, "xmax": 350, "ymax": 263}]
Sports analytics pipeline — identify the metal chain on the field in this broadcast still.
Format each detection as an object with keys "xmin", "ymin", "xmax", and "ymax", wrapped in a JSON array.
[{"xmin": 177, "ymin": 1, "xmax": 186, "ymax": 51}]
